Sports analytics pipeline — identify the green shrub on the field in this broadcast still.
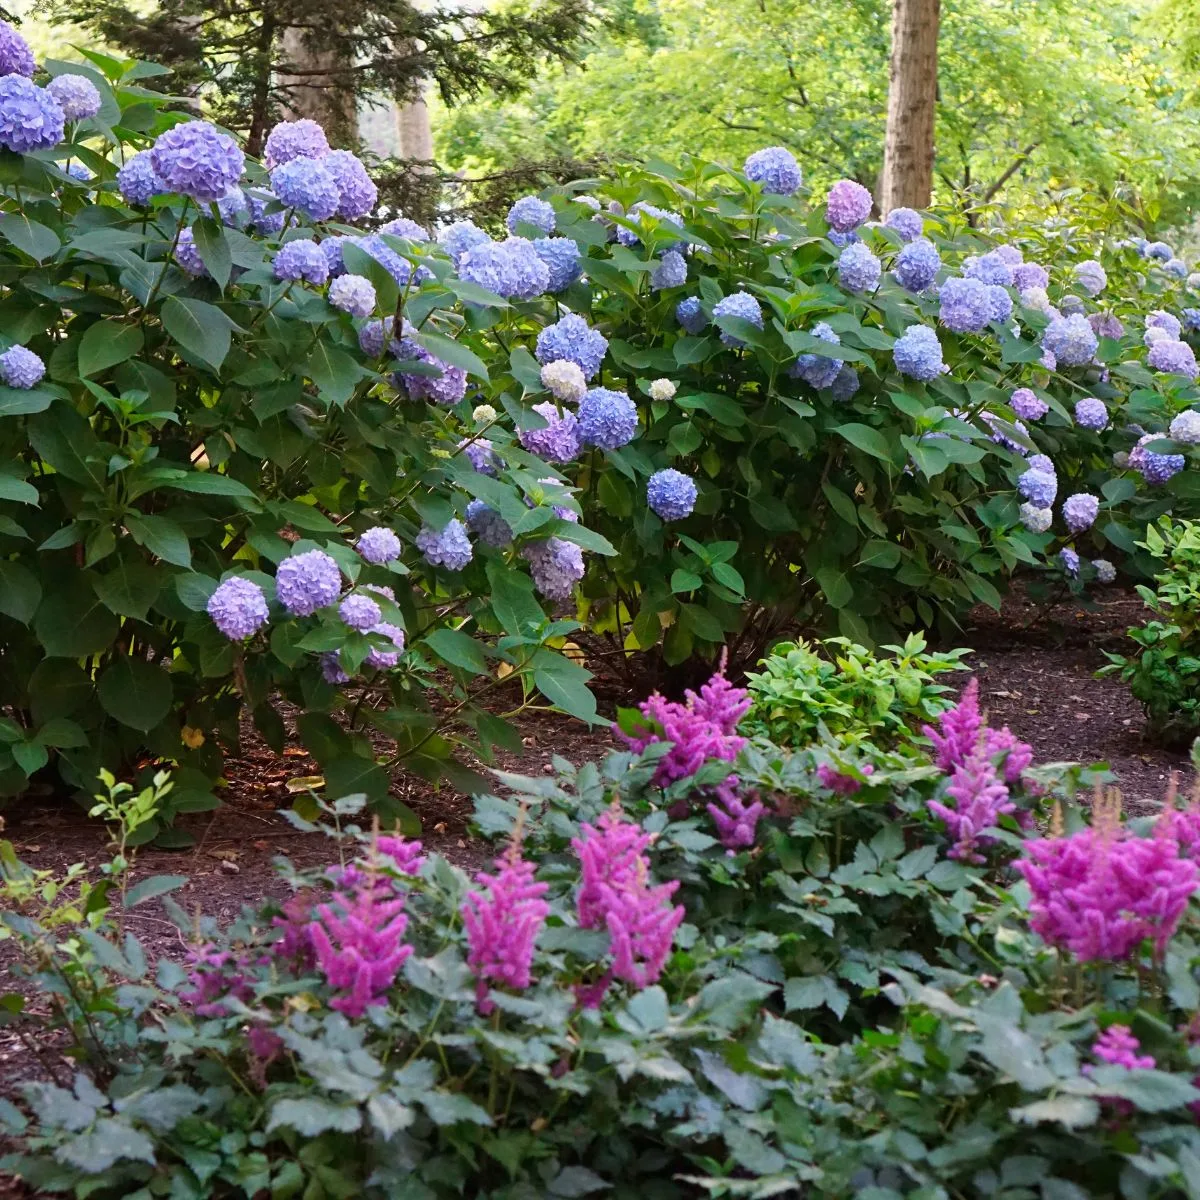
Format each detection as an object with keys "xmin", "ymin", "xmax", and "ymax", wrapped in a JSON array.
[
  {"xmin": 740, "ymin": 633, "xmax": 969, "ymax": 748},
  {"xmin": 1101, "ymin": 516, "xmax": 1200, "ymax": 745}
]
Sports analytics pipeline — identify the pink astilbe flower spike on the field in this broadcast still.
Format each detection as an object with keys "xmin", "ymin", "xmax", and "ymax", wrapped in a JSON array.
[
  {"xmin": 706, "ymin": 779, "xmax": 765, "ymax": 850},
  {"xmin": 462, "ymin": 840, "xmax": 550, "ymax": 1014},
  {"xmin": 179, "ymin": 945, "xmax": 252, "ymax": 1017},
  {"xmin": 377, "ymin": 835, "xmax": 426, "ymax": 876},
  {"xmin": 927, "ymin": 745, "xmax": 1015, "ymax": 863},
  {"xmin": 817, "ymin": 762, "xmax": 875, "ymax": 796},
  {"xmin": 923, "ymin": 678, "xmax": 1033, "ymax": 783},
  {"xmin": 1092, "ymin": 1025, "xmax": 1155, "ymax": 1070}
]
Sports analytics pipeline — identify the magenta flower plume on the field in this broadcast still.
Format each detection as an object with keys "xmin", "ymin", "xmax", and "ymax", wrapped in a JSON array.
[
  {"xmin": 376, "ymin": 835, "xmax": 425, "ymax": 875},
  {"xmin": 462, "ymin": 841, "xmax": 550, "ymax": 1013},
  {"xmin": 923, "ymin": 678, "xmax": 1033, "ymax": 783},
  {"xmin": 179, "ymin": 945, "xmax": 252, "ymax": 1017},
  {"xmin": 307, "ymin": 868, "xmax": 414, "ymax": 1017},
  {"xmin": 927, "ymin": 746, "xmax": 1015, "ymax": 863},
  {"xmin": 1092, "ymin": 1025, "xmax": 1155, "ymax": 1071},
  {"xmin": 706, "ymin": 779, "xmax": 765, "ymax": 850},
  {"xmin": 817, "ymin": 762, "xmax": 875, "ymax": 795}
]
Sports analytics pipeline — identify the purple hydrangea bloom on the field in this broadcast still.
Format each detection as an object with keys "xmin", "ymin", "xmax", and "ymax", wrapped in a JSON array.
[
  {"xmin": 894, "ymin": 237, "xmax": 940, "ymax": 292},
  {"xmin": 520, "ymin": 402, "xmax": 581, "ymax": 462},
  {"xmin": 884, "ymin": 207, "xmax": 923, "ymax": 241},
  {"xmin": 438, "ymin": 219, "xmax": 490, "ymax": 262},
  {"xmin": 1149, "ymin": 339, "xmax": 1199, "ymax": 380},
  {"xmin": 0, "ymin": 20, "xmax": 35, "ymax": 76},
  {"xmin": 1074, "ymin": 260, "xmax": 1107, "ymax": 297},
  {"xmin": 353, "ymin": 233, "xmax": 427, "ymax": 288},
  {"xmin": 275, "ymin": 549, "xmax": 342, "ymax": 616},
  {"xmin": 1146, "ymin": 241, "xmax": 1174, "ymax": 262},
  {"xmin": 46, "ymin": 73, "xmax": 101, "ymax": 122},
  {"xmin": 66, "ymin": 162, "xmax": 92, "ymax": 183},
  {"xmin": 647, "ymin": 469, "xmax": 697, "ymax": 520},
  {"xmin": 1020, "ymin": 503, "xmax": 1052, "ymax": 533},
  {"xmin": 1166, "ymin": 258, "xmax": 1189, "ymax": 278},
  {"xmin": 744, "ymin": 146, "xmax": 801, "ymax": 194},
  {"xmin": 1042, "ymin": 314, "xmax": 1098, "ymax": 367},
  {"xmin": 893, "ymin": 325, "xmax": 944, "ymax": 381},
  {"xmin": 393, "ymin": 333, "xmax": 468, "ymax": 406},
  {"xmin": 831, "ymin": 364, "xmax": 860, "ymax": 401},
  {"xmin": 416, "ymin": 519, "xmax": 473, "ymax": 571},
  {"xmin": 174, "ymin": 227, "xmax": 209, "ymax": 278},
  {"xmin": 0, "ymin": 77, "xmax": 64, "ymax": 154},
  {"xmin": 1017, "ymin": 468, "xmax": 1057, "ymax": 508},
  {"xmin": 264, "ymin": 118, "xmax": 329, "ymax": 169},
  {"xmin": 939, "ymin": 276, "xmax": 995, "ymax": 333},
  {"xmin": 465, "ymin": 499, "xmax": 514, "ymax": 547},
  {"xmin": 837, "ymin": 242, "xmax": 881, "ymax": 292},
  {"xmin": 328, "ymin": 273, "xmax": 376, "ymax": 316},
  {"xmin": 247, "ymin": 190, "xmax": 287, "ymax": 236},
  {"xmin": 1089, "ymin": 312, "xmax": 1124, "ymax": 340},
  {"xmin": 1011, "ymin": 262, "xmax": 1049, "ymax": 291},
  {"xmin": 322, "ymin": 652, "xmax": 350, "ymax": 684},
  {"xmin": 712, "ymin": 291, "xmax": 763, "ymax": 346},
  {"xmin": 364, "ymin": 623, "xmax": 405, "ymax": 670},
  {"xmin": 1094, "ymin": 559, "xmax": 1117, "ymax": 583},
  {"xmin": 534, "ymin": 236, "xmax": 583, "ymax": 291},
  {"xmin": 825, "ymin": 179, "xmax": 872, "ymax": 233},
  {"xmin": 1129, "ymin": 433, "xmax": 1186, "ymax": 484},
  {"xmin": 522, "ymin": 536, "xmax": 585, "ymax": 599},
  {"xmin": 357, "ymin": 526, "xmax": 401, "ymax": 564},
  {"xmin": 321, "ymin": 234, "xmax": 353, "ymax": 277},
  {"xmin": 828, "ymin": 230, "xmax": 858, "ymax": 248},
  {"xmin": 1074, "ymin": 397, "xmax": 1108, "ymax": 430},
  {"xmin": 460, "ymin": 437, "xmax": 499, "ymax": 475},
  {"xmin": 357, "ymin": 317, "xmax": 395, "ymax": 358},
  {"xmin": 962, "ymin": 251, "xmax": 1014, "ymax": 288},
  {"xmin": 1170, "ymin": 410, "xmax": 1200, "ymax": 444},
  {"xmin": 616, "ymin": 202, "xmax": 684, "ymax": 250},
  {"xmin": 790, "ymin": 321, "xmax": 842, "ymax": 389},
  {"xmin": 1062, "ymin": 492, "xmax": 1099, "ymax": 533},
  {"xmin": 208, "ymin": 576, "xmax": 269, "ymax": 639},
  {"xmin": 379, "ymin": 215, "xmax": 429, "ymax": 241},
  {"xmin": 273, "ymin": 239, "xmax": 329, "ymax": 285},
  {"xmin": 578, "ymin": 387, "xmax": 638, "ymax": 449},
  {"xmin": 987, "ymin": 285, "xmax": 1013, "ymax": 324},
  {"xmin": 535, "ymin": 313, "xmax": 607, "ymax": 379},
  {"xmin": 216, "ymin": 186, "xmax": 247, "ymax": 226},
  {"xmin": 1058, "ymin": 293, "xmax": 1085, "ymax": 317},
  {"xmin": 151, "ymin": 120, "xmax": 244, "ymax": 203},
  {"xmin": 1027, "ymin": 453, "xmax": 1055, "ymax": 475},
  {"xmin": 271, "ymin": 158, "xmax": 340, "ymax": 222},
  {"xmin": 1010, "ymin": 388, "xmax": 1047, "ymax": 420},
  {"xmin": 507, "ymin": 195, "xmax": 556, "ymax": 235},
  {"xmin": 339, "ymin": 593, "xmax": 382, "ymax": 632},
  {"xmin": 116, "ymin": 150, "xmax": 163, "ymax": 206},
  {"xmin": 0, "ymin": 344, "xmax": 44, "ymax": 390},
  {"xmin": 458, "ymin": 237, "xmax": 549, "ymax": 299},
  {"xmin": 1184, "ymin": 308, "xmax": 1200, "ymax": 331},
  {"xmin": 1148, "ymin": 309, "xmax": 1183, "ymax": 338},
  {"xmin": 324, "ymin": 149, "xmax": 377, "ymax": 221},
  {"xmin": 1058, "ymin": 548, "xmax": 1080, "ymax": 577},
  {"xmin": 676, "ymin": 296, "xmax": 707, "ymax": 335},
  {"xmin": 650, "ymin": 249, "xmax": 687, "ymax": 290}
]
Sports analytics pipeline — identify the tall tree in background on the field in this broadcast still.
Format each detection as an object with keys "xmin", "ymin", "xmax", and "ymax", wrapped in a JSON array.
[
  {"xmin": 879, "ymin": 0, "xmax": 938, "ymax": 211},
  {"xmin": 46, "ymin": 0, "xmax": 597, "ymax": 155}
]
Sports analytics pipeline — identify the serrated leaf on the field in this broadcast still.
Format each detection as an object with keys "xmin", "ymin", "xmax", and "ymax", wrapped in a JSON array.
[
  {"xmin": 97, "ymin": 657, "xmax": 173, "ymax": 732},
  {"xmin": 78, "ymin": 320, "xmax": 144, "ymax": 378},
  {"xmin": 420, "ymin": 1091, "xmax": 492, "ymax": 1127},
  {"xmin": 267, "ymin": 1097, "xmax": 362, "ymax": 1135},
  {"xmin": 162, "ymin": 296, "xmax": 236, "ymax": 370}
]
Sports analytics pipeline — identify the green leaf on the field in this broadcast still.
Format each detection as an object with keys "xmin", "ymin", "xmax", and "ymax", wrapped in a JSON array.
[
  {"xmin": 424, "ymin": 628, "xmax": 488, "ymax": 675},
  {"xmin": 548, "ymin": 1166, "xmax": 611, "ymax": 1197},
  {"xmin": 487, "ymin": 560, "xmax": 544, "ymax": 636},
  {"xmin": 410, "ymin": 330, "xmax": 489, "ymax": 381},
  {"xmin": 835, "ymin": 422, "xmax": 893, "ymax": 463},
  {"xmin": 304, "ymin": 342, "xmax": 365, "ymax": 406},
  {"xmin": 0, "ymin": 472, "xmax": 38, "ymax": 505},
  {"xmin": 162, "ymin": 296, "xmax": 236, "ymax": 370},
  {"xmin": 533, "ymin": 653, "xmax": 597, "ymax": 723},
  {"xmin": 192, "ymin": 217, "xmax": 232, "ymax": 290},
  {"xmin": 78, "ymin": 320, "xmax": 144, "ymax": 378},
  {"xmin": 28, "ymin": 406, "xmax": 106, "ymax": 490},
  {"xmin": 124, "ymin": 874, "xmax": 187, "ymax": 908},
  {"xmin": 680, "ymin": 602, "xmax": 724, "ymax": 641},
  {"xmin": 98, "ymin": 657, "xmax": 173, "ymax": 732},
  {"xmin": 126, "ymin": 513, "xmax": 191, "ymax": 568},
  {"xmin": 267, "ymin": 1097, "xmax": 362, "ymax": 1136},
  {"xmin": 0, "ymin": 561, "xmax": 41, "ymax": 624},
  {"xmin": 1010, "ymin": 1096, "xmax": 1099, "ymax": 1129},
  {"xmin": 324, "ymin": 754, "xmax": 389, "ymax": 802},
  {"xmin": 160, "ymin": 471, "xmax": 257, "ymax": 500},
  {"xmin": 93, "ymin": 561, "xmax": 160, "ymax": 619},
  {"xmin": 814, "ymin": 566, "xmax": 853, "ymax": 609},
  {"xmin": 0, "ymin": 214, "xmax": 61, "ymax": 263},
  {"xmin": 34, "ymin": 590, "xmax": 119, "ymax": 657},
  {"xmin": 0, "ymin": 386, "xmax": 55, "ymax": 416},
  {"xmin": 420, "ymin": 1091, "xmax": 492, "ymax": 1127},
  {"xmin": 55, "ymin": 1117, "xmax": 156, "ymax": 1173}
]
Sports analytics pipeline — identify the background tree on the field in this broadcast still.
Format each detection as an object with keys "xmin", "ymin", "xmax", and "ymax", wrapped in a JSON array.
[{"xmin": 880, "ymin": 0, "xmax": 938, "ymax": 211}]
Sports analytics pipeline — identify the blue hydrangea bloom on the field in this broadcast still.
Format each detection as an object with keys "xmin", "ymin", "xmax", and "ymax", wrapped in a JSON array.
[
  {"xmin": 651, "ymin": 249, "xmax": 687, "ymax": 290},
  {"xmin": 319, "ymin": 234, "xmax": 350, "ymax": 277},
  {"xmin": 828, "ymin": 230, "xmax": 859, "ymax": 249},
  {"xmin": 1017, "ymin": 468, "xmax": 1057, "ymax": 508},
  {"xmin": 825, "ymin": 179, "xmax": 872, "ymax": 233},
  {"xmin": 1011, "ymin": 262, "xmax": 1049, "ymax": 291},
  {"xmin": 790, "ymin": 322, "xmax": 842, "ymax": 390},
  {"xmin": 0, "ymin": 344, "xmax": 44, "ymax": 389},
  {"xmin": 962, "ymin": 251, "xmax": 1014, "ymax": 288},
  {"xmin": 460, "ymin": 437, "xmax": 499, "ymax": 475},
  {"xmin": 1130, "ymin": 433, "xmax": 1185, "ymax": 484},
  {"xmin": 1090, "ymin": 312, "xmax": 1125, "ymax": 340},
  {"xmin": 339, "ymin": 593, "xmax": 382, "ymax": 633},
  {"xmin": 46, "ymin": 73, "xmax": 100, "ymax": 121},
  {"xmin": 379, "ymin": 216, "xmax": 429, "ymax": 241},
  {"xmin": 215, "ymin": 186, "xmax": 247, "ymax": 226},
  {"xmin": 744, "ymin": 146, "xmax": 801, "ymax": 195},
  {"xmin": 364, "ymin": 623, "xmax": 406, "ymax": 670},
  {"xmin": 248, "ymin": 190, "xmax": 288, "ymax": 236},
  {"xmin": 1166, "ymin": 258, "xmax": 1189, "ymax": 279},
  {"xmin": 1059, "ymin": 548, "xmax": 1080, "ymax": 577},
  {"xmin": 987, "ymin": 285, "xmax": 1013, "ymax": 324},
  {"xmin": 939, "ymin": 277, "xmax": 994, "ymax": 334},
  {"xmin": 207, "ymin": 577, "xmax": 269, "ymax": 640},
  {"xmin": 274, "ymin": 239, "xmax": 329, "ymax": 285},
  {"xmin": 1062, "ymin": 493, "xmax": 1099, "ymax": 533},
  {"xmin": 1094, "ymin": 559, "xmax": 1117, "ymax": 583},
  {"xmin": 535, "ymin": 313, "xmax": 607, "ymax": 379},
  {"xmin": 352, "ymin": 233, "xmax": 425, "ymax": 287},
  {"xmin": 0, "ymin": 77, "xmax": 64, "ymax": 153},
  {"xmin": 1147, "ymin": 310, "xmax": 1182, "ymax": 338},
  {"xmin": 438, "ymin": 220, "xmax": 491, "ymax": 262},
  {"xmin": 675, "ymin": 296, "xmax": 707, "ymax": 335},
  {"xmin": 831, "ymin": 364, "xmax": 860, "ymax": 402},
  {"xmin": 465, "ymin": 499, "xmax": 514, "ymax": 548},
  {"xmin": 884, "ymin": 207, "xmax": 923, "ymax": 241},
  {"xmin": 578, "ymin": 387, "xmax": 638, "ymax": 449},
  {"xmin": 1074, "ymin": 260, "xmax": 1107, "ymax": 297},
  {"xmin": 358, "ymin": 317, "xmax": 396, "ymax": 358},
  {"xmin": 519, "ymin": 402, "xmax": 581, "ymax": 462},
  {"xmin": 993, "ymin": 244, "xmax": 1023, "ymax": 266},
  {"xmin": 1169, "ymin": 410, "xmax": 1200, "ymax": 444},
  {"xmin": 329, "ymin": 273, "xmax": 376, "ymax": 317},
  {"xmin": 1010, "ymin": 388, "xmax": 1047, "ymax": 420},
  {"xmin": 275, "ymin": 549, "xmax": 342, "ymax": 616},
  {"xmin": 647, "ymin": 468, "xmax": 697, "ymax": 520},
  {"xmin": 1027, "ymin": 454, "xmax": 1055, "ymax": 475},
  {"xmin": 271, "ymin": 158, "xmax": 340, "ymax": 222},
  {"xmin": 1019, "ymin": 503, "xmax": 1052, "ymax": 534},
  {"xmin": 507, "ymin": 195, "xmax": 556, "ymax": 235},
  {"xmin": 151, "ymin": 120, "xmax": 244, "ymax": 203},
  {"xmin": 837, "ymin": 242, "xmax": 881, "ymax": 293},
  {"xmin": 534, "ymin": 236, "xmax": 582, "ymax": 292},
  {"xmin": 1149, "ymin": 339, "xmax": 1199, "ymax": 380},
  {"xmin": 1041, "ymin": 314, "xmax": 1098, "ymax": 367},
  {"xmin": 416, "ymin": 519, "xmax": 473, "ymax": 570},
  {"xmin": 324, "ymin": 149, "xmax": 377, "ymax": 221},
  {"xmin": 117, "ymin": 150, "xmax": 162, "ymax": 206},
  {"xmin": 458, "ymin": 237, "xmax": 548, "ymax": 299},
  {"xmin": 1059, "ymin": 294, "xmax": 1085, "ymax": 317},
  {"xmin": 1074, "ymin": 397, "xmax": 1108, "ymax": 430},
  {"xmin": 1146, "ymin": 241, "xmax": 1173, "ymax": 262},
  {"xmin": 0, "ymin": 20, "xmax": 36, "ymax": 77},
  {"xmin": 174, "ymin": 227, "xmax": 209, "ymax": 278},
  {"xmin": 66, "ymin": 162, "xmax": 92, "ymax": 183},
  {"xmin": 894, "ymin": 237, "xmax": 940, "ymax": 292},
  {"xmin": 522, "ymin": 537, "xmax": 584, "ymax": 599},
  {"xmin": 394, "ymin": 335, "xmax": 468, "ymax": 407},
  {"xmin": 712, "ymin": 291, "xmax": 764, "ymax": 346},
  {"xmin": 1183, "ymin": 308, "xmax": 1200, "ymax": 332},
  {"xmin": 357, "ymin": 526, "xmax": 401, "ymax": 564},
  {"xmin": 893, "ymin": 325, "xmax": 944, "ymax": 381},
  {"xmin": 616, "ymin": 202, "xmax": 684, "ymax": 250},
  {"xmin": 264, "ymin": 118, "xmax": 329, "ymax": 169}
]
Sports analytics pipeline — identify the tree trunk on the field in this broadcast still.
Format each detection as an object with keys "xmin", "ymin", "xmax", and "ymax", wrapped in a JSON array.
[
  {"xmin": 397, "ymin": 90, "xmax": 433, "ymax": 161},
  {"xmin": 879, "ymin": 0, "xmax": 939, "ymax": 213},
  {"xmin": 278, "ymin": 27, "xmax": 359, "ymax": 148}
]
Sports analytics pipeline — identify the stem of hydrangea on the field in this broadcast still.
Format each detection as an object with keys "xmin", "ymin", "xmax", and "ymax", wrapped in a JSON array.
[{"xmin": 143, "ymin": 198, "xmax": 191, "ymax": 314}]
